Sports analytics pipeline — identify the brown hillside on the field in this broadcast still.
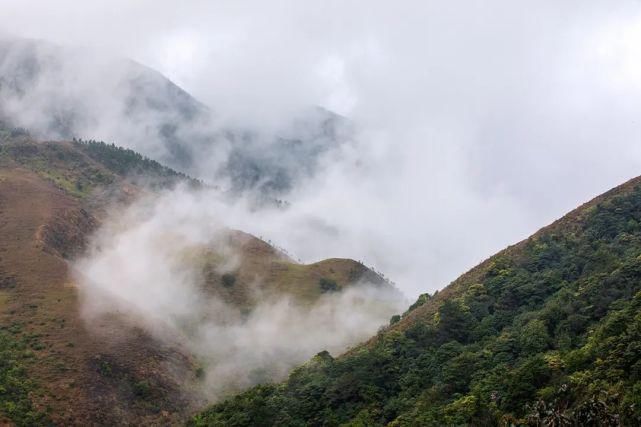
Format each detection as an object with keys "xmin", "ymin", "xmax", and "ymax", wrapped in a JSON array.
[
  {"xmin": 0, "ymin": 136, "xmax": 394, "ymax": 424},
  {"xmin": 196, "ymin": 230, "xmax": 388, "ymax": 310},
  {"xmin": 0, "ymin": 166, "xmax": 198, "ymax": 424}
]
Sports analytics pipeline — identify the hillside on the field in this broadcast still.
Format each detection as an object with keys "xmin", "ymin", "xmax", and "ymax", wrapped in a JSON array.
[
  {"xmin": 0, "ymin": 37, "xmax": 350, "ymax": 196},
  {"xmin": 192, "ymin": 175, "xmax": 641, "ymax": 425},
  {"xmin": 0, "ymin": 130, "xmax": 397, "ymax": 425},
  {"xmin": 193, "ymin": 230, "xmax": 389, "ymax": 311}
]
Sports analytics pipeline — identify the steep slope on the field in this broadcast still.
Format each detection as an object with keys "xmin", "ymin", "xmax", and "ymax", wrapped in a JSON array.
[
  {"xmin": 193, "ymin": 175, "xmax": 641, "ymax": 425},
  {"xmin": 0, "ymin": 131, "xmax": 396, "ymax": 425},
  {"xmin": 0, "ymin": 166, "xmax": 195, "ymax": 425},
  {"xmin": 0, "ymin": 37, "xmax": 350, "ymax": 196},
  {"xmin": 0, "ymin": 37, "xmax": 207, "ymax": 170}
]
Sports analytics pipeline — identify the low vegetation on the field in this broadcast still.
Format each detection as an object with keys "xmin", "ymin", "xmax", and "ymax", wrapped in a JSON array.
[
  {"xmin": 221, "ymin": 273, "xmax": 237, "ymax": 288},
  {"xmin": 73, "ymin": 138, "xmax": 200, "ymax": 188},
  {"xmin": 319, "ymin": 277, "xmax": 339, "ymax": 293},
  {"xmin": 0, "ymin": 132, "xmax": 200, "ymax": 198},
  {"xmin": 0, "ymin": 329, "xmax": 48, "ymax": 425}
]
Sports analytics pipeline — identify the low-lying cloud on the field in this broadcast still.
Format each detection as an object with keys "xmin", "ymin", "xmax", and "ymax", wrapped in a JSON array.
[{"xmin": 73, "ymin": 186, "xmax": 404, "ymax": 399}]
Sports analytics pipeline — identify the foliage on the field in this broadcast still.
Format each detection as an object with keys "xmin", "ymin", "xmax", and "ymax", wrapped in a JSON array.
[
  {"xmin": 133, "ymin": 380, "xmax": 152, "ymax": 399},
  {"xmin": 404, "ymin": 292, "xmax": 430, "ymax": 314},
  {"xmin": 389, "ymin": 315, "xmax": 401, "ymax": 326},
  {"xmin": 0, "ymin": 135, "xmax": 200, "ymax": 197},
  {"xmin": 319, "ymin": 278, "xmax": 339, "ymax": 293},
  {"xmin": 73, "ymin": 138, "xmax": 200, "ymax": 188},
  {"xmin": 222, "ymin": 273, "xmax": 237, "ymax": 288},
  {"xmin": 192, "ymin": 184, "xmax": 641, "ymax": 426},
  {"xmin": 0, "ymin": 330, "xmax": 48, "ymax": 425},
  {"xmin": 97, "ymin": 360, "xmax": 113, "ymax": 377}
]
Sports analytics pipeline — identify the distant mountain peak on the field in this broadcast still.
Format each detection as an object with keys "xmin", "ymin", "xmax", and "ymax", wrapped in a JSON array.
[{"xmin": 0, "ymin": 36, "xmax": 351, "ymax": 197}]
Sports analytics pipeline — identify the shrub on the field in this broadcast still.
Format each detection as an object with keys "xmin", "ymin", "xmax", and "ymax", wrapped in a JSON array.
[
  {"xmin": 133, "ymin": 380, "xmax": 151, "ymax": 398},
  {"xmin": 319, "ymin": 278, "xmax": 339, "ymax": 293},
  {"xmin": 222, "ymin": 273, "xmax": 236, "ymax": 288}
]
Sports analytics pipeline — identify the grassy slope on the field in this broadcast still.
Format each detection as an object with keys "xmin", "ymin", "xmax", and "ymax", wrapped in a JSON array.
[
  {"xmin": 0, "ymin": 150, "xmax": 195, "ymax": 425},
  {"xmin": 193, "ymin": 176, "xmax": 641, "ymax": 426},
  {"xmin": 0, "ymin": 132, "xmax": 392, "ymax": 425},
  {"xmin": 0, "ymin": 134, "xmax": 199, "ymax": 199},
  {"xmin": 195, "ymin": 230, "xmax": 389, "ymax": 311}
]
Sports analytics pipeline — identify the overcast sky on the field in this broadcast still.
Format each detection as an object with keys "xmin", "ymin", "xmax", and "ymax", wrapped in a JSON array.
[{"xmin": 3, "ymin": 1, "xmax": 641, "ymax": 296}]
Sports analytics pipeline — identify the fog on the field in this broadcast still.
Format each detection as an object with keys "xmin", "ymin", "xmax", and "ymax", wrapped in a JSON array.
[
  {"xmin": 3, "ymin": 0, "xmax": 641, "ymax": 298},
  {"xmin": 73, "ymin": 186, "xmax": 404, "ymax": 399}
]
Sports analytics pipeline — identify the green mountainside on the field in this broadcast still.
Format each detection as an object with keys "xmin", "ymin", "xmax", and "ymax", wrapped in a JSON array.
[
  {"xmin": 192, "ymin": 176, "xmax": 641, "ymax": 426},
  {"xmin": 0, "ymin": 129, "xmax": 200, "ymax": 196}
]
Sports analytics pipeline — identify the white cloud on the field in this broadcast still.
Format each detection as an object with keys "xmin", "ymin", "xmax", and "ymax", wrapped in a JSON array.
[
  {"xmin": 3, "ymin": 1, "xmax": 641, "ymax": 297},
  {"xmin": 73, "ymin": 187, "xmax": 404, "ymax": 399}
]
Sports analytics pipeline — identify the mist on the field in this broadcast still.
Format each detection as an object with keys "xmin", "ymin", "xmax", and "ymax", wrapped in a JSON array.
[
  {"xmin": 3, "ymin": 1, "xmax": 641, "ymax": 300},
  {"xmin": 73, "ymin": 186, "xmax": 404, "ymax": 399}
]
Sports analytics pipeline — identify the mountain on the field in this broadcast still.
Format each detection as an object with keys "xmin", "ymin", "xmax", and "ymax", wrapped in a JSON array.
[
  {"xmin": 192, "ymin": 173, "xmax": 641, "ymax": 424},
  {"xmin": 0, "ymin": 127, "xmax": 398, "ymax": 425},
  {"xmin": 0, "ymin": 37, "xmax": 350, "ymax": 196}
]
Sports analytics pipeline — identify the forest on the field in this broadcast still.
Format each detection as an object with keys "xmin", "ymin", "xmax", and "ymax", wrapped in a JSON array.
[{"xmin": 192, "ymin": 182, "xmax": 641, "ymax": 426}]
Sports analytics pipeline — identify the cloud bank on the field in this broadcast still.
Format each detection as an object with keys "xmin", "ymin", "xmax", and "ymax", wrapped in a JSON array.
[
  {"xmin": 3, "ymin": 1, "xmax": 641, "ymax": 298},
  {"xmin": 73, "ymin": 186, "xmax": 404, "ymax": 399}
]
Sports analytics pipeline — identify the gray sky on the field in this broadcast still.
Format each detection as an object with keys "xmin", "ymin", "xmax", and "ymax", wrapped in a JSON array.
[{"xmin": 3, "ymin": 1, "xmax": 641, "ymax": 296}]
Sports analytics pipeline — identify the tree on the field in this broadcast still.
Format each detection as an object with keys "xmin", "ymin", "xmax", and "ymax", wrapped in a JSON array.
[
  {"xmin": 436, "ymin": 299, "xmax": 476, "ymax": 344},
  {"xmin": 222, "ymin": 273, "xmax": 236, "ymax": 287},
  {"xmin": 319, "ymin": 278, "xmax": 339, "ymax": 293},
  {"xmin": 518, "ymin": 319, "xmax": 550, "ymax": 354}
]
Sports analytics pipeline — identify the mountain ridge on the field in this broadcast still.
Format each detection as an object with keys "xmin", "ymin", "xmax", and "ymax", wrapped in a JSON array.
[
  {"xmin": 393, "ymin": 173, "xmax": 641, "ymax": 334},
  {"xmin": 0, "ymin": 130, "xmax": 400, "ymax": 425},
  {"xmin": 0, "ymin": 36, "xmax": 351, "ymax": 196},
  {"xmin": 192, "ymin": 166, "xmax": 641, "ymax": 425}
]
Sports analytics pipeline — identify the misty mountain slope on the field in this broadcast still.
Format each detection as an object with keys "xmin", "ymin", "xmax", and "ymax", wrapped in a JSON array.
[
  {"xmin": 0, "ymin": 133, "xmax": 210, "ymax": 424},
  {"xmin": 0, "ymin": 166, "xmax": 196, "ymax": 425},
  {"xmin": 1, "ymin": 136, "xmax": 198, "ymax": 203},
  {"xmin": 0, "ymin": 37, "xmax": 208, "ymax": 169},
  {"xmin": 195, "ymin": 230, "xmax": 392, "ymax": 311},
  {"xmin": 192, "ymin": 174, "xmax": 641, "ymax": 425},
  {"xmin": 0, "ymin": 37, "xmax": 351, "ymax": 196},
  {"xmin": 0, "ymin": 130, "xmax": 400, "ymax": 425}
]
